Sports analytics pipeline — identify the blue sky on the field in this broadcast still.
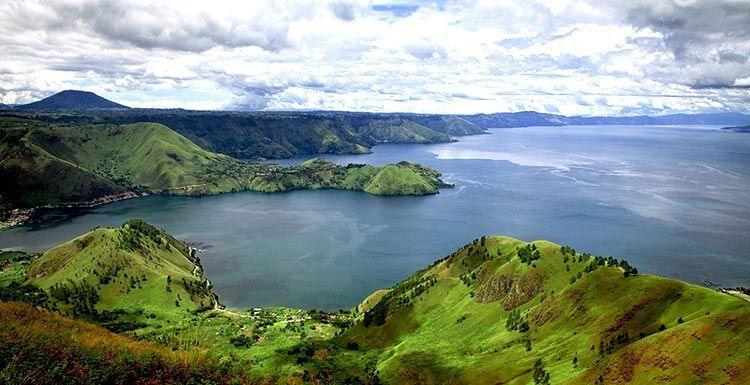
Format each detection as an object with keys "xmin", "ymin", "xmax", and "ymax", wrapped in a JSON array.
[{"xmin": 0, "ymin": 0, "xmax": 748, "ymax": 115}]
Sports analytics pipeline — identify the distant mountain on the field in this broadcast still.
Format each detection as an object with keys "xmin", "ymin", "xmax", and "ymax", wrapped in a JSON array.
[
  {"xmin": 723, "ymin": 125, "xmax": 750, "ymax": 133},
  {"xmin": 3, "ymin": 107, "xmax": 749, "ymax": 160},
  {"xmin": 0, "ymin": 103, "xmax": 8, "ymax": 109},
  {"xmin": 16, "ymin": 90, "xmax": 129, "ymax": 110},
  {"xmin": 461, "ymin": 111, "xmax": 750, "ymax": 128},
  {"xmin": 3, "ymin": 110, "xmax": 471, "ymax": 159}
]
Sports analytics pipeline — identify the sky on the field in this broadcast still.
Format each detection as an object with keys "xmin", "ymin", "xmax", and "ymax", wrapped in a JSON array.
[{"xmin": 1, "ymin": 0, "xmax": 749, "ymax": 115}]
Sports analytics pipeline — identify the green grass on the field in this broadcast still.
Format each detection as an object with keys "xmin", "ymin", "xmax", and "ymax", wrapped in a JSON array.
[
  {"xmin": 0, "ymin": 118, "xmax": 451, "ymax": 213},
  {"xmin": 340, "ymin": 236, "xmax": 750, "ymax": 385},
  {"xmin": 26, "ymin": 219, "xmax": 213, "ymax": 322},
  {"xmin": 3, "ymin": 224, "xmax": 748, "ymax": 384},
  {"xmin": 0, "ymin": 251, "xmax": 39, "ymax": 286}
]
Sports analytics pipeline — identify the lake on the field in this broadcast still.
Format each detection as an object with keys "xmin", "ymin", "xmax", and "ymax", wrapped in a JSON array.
[{"xmin": 2, "ymin": 125, "xmax": 749, "ymax": 310}]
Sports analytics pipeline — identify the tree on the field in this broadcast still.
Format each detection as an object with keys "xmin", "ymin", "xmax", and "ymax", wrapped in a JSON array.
[{"xmin": 533, "ymin": 359, "xmax": 550, "ymax": 385}]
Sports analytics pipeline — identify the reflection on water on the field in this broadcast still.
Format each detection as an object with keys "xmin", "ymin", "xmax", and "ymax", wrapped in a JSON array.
[{"xmin": 1, "ymin": 125, "xmax": 749, "ymax": 309}]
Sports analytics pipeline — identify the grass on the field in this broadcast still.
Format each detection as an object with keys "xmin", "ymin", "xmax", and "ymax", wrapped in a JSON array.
[
  {"xmin": 0, "ymin": 117, "xmax": 450, "ymax": 213},
  {"xmin": 341, "ymin": 236, "xmax": 750, "ymax": 384},
  {"xmin": 2, "ymin": 224, "xmax": 748, "ymax": 384},
  {"xmin": 0, "ymin": 301, "xmax": 254, "ymax": 385},
  {"xmin": 26, "ymin": 219, "xmax": 213, "ymax": 322}
]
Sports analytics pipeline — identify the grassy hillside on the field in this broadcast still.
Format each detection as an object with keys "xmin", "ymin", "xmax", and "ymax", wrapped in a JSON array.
[
  {"xmin": 341, "ymin": 236, "xmax": 750, "ymax": 385},
  {"xmin": 0, "ymin": 110, "xmax": 483, "ymax": 159},
  {"xmin": 0, "ymin": 301, "xmax": 251, "ymax": 385},
  {"xmin": 0, "ymin": 118, "xmax": 256, "ymax": 209},
  {"xmin": 0, "ymin": 117, "xmax": 450, "ymax": 214},
  {"xmin": 0, "ymin": 220, "xmax": 360, "ymax": 382},
  {"xmin": 2, "ymin": 225, "xmax": 747, "ymax": 384},
  {"xmin": 26, "ymin": 219, "xmax": 214, "ymax": 322}
]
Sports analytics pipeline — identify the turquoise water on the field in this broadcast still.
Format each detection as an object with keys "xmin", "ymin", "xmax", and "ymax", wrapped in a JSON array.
[{"xmin": 2, "ymin": 125, "xmax": 749, "ymax": 310}]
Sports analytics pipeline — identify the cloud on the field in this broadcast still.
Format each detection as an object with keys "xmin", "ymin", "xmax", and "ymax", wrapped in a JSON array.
[{"xmin": 0, "ymin": 0, "xmax": 748, "ymax": 115}]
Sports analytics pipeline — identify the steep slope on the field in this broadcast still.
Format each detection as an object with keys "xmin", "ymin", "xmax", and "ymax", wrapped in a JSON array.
[
  {"xmin": 407, "ymin": 115, "xmax": 486, "ymax": 135},
  {"xmin": 2, "ymin": 226, "xmax": 748, "ymax": 384},
  {"xmin": 26, "ymin": 219, "xmax": 214, "ymax": 322},
  {"xmin": 16, "ymin": 90, "xmax": 129, "ymax": 109},
  {"xmin": 0, "ymin": 124, "xmax": 127, "ymax": 209},
  {"xmin": 343, "ymin": 236, "xmax": 750, "ymax": 385},
  {"xmin": 0, "ymin": 120, "xmax": 252, "ymax": 209},
  {"xmin": 23, "ymin": 121, "xmax": 250, "ymax": 191},
  {"xmin": 1, "ymin": 118, "xmax": 450, "ymax": 214},
  {"xmin": 0, "ymin": 301, "xmax": 250, "ymax": 385},
  {"xmin": 350, "ymin": 117, "xmax": 452, "ymax": 144},
  {"xmin": 1, "ymin": 110, "xmax": 479, "ymax": 159}
]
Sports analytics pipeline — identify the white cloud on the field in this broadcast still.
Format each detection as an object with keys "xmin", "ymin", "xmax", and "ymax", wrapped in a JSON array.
[{"xmin": 0, "ymin": 0, "xmax": 748, "ymax": 115}]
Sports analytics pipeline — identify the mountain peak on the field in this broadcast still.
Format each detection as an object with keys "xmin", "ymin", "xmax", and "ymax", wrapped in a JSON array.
[{"xmin": 16, "ymin": 90, "xmax": 129, "ymax": 110}]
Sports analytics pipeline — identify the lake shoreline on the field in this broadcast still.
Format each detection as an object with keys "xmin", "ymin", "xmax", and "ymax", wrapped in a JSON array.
[{"xmin": 1, "ymin": 191, "xmax": 147, "ymax": 230}]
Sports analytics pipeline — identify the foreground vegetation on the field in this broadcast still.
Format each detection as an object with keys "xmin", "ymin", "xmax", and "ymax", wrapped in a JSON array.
[
  {"xmin": 1, "ymin": 221, "xmax": 748, "ymax": 384},
  {"xmin": 0, "ymin": 117, "xmax": 451, "ymax": 222}
]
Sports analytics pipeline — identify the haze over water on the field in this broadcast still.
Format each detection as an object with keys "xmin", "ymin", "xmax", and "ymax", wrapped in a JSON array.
[{"xmin": 2, "ymin": 125, "xmax": 749, "ymax": 310}]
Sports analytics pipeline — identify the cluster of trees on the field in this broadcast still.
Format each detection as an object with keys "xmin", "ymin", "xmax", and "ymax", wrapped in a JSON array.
[
  {"xmin": 532, "ymin": 359, "xmax": 551, "ymax": 385},
  {"xmin": 584, "ymin": 255, "xmax": 638, "ymax": 276},
  {"xmin": 0, "ymin": 281, "xmax": 48, "ymax": 307},
  {"xmin": 364, "ymin": 273, "xmax": 437, "ymax": 327},
  {"xmin": 460, "ymin": 271, "xmax": 476, "ymax": 286},
  {"xmin": 505, "ymin": 308, "xmax": 529, "ymax": 333},
  {"xmin": 598, "ymin": 331, "xmax": 630, "ymax": 355},
  {"xmin": 517, "ymin": 244, "xmax": 541, "ymax": 265},
  {"xmin": 230, "ymin": 333, "xmax": 257, "ymax": 348},
  {"xmin": 182, "ymin": 277, "xmax": 210, "ymax": 301},
  {"xmin": 118, "ymin": 219, "xmax": 163, "ymax": 251},
  {"xmin": 92, "ymin": 259, "xmax": 130, "ymax": 285},
  {"xmin": 48, "ymin": 279, "xmax": 100, "ymax": 315}
]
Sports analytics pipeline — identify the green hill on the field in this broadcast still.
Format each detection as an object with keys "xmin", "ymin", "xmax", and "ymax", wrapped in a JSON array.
[
  {"xmin": 2, "ymin": 226, "xmax": 747, "ymax": 384},
  {"xmin": 342, "ymin": 236, "xmax": 750, "ymax": 384},
  {"xmin": 0, "ymin": 119, "xmax": 254, "ymax": 209},
  {"xmin": 0, "ymin": 110, "xmax": 483, "ymax": 159},
  {"xmin": 0, "ymin": 118, "xmax": 450, "ymax": 215},
  {"xmin": 26, "ymin": 219, "xmax": 214, "ymax": 324}
]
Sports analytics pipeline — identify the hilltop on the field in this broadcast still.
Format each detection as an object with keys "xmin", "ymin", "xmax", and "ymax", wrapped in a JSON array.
[
  {"xmin": 25, "ymin": 219, "xmax": 214, "ymax": 322},
  {"xmin": 15, "ymin": 90, "xmax": 130, "ymax": 110},
  {"xmin": 1, "ymin": 224, "xmax": 748, "ymax": 384},
  {"xmin": 0, "ymin": 221, "xmax": 359, "ymax": 381},
  {"xmin": 0, "ymin": 117, "xmax": 450, "ymax": 217},
  {"xmin": 342, "ymin": 236, "xmax": 750, "ymax": 384}
]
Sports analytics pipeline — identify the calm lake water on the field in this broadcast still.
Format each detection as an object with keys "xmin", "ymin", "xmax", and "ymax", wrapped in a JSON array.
[{"xmin": 2, "ymin": 125, "xmax": 750, "ymax": 310}]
